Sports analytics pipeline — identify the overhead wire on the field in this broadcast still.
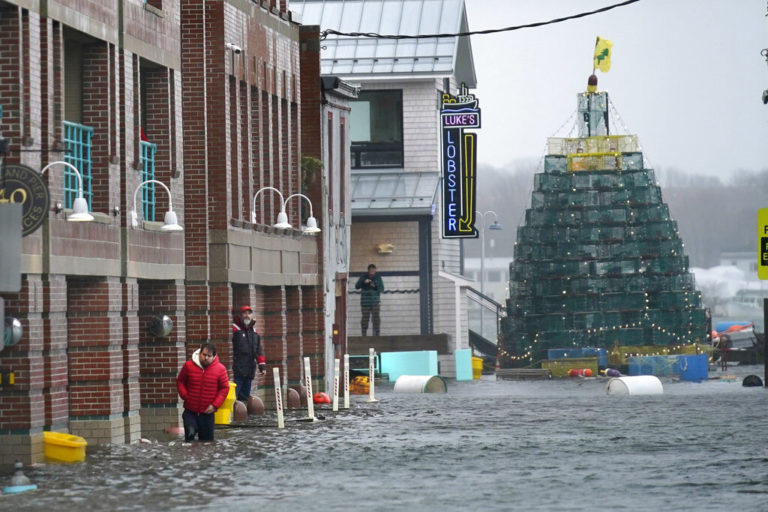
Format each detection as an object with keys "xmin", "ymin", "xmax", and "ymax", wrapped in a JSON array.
[{"xmin": 320, "ymin": 0, "xmax": 641, "ymax": 40}]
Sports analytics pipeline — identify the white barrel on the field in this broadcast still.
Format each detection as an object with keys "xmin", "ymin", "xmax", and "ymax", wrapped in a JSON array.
[
  {"xmin": 606, "ymin": 375, "xmax": 663, "ymax": 395},
  {"xmin": 393, "ymin": 375, "xmax": 447, "ymax": 394}
]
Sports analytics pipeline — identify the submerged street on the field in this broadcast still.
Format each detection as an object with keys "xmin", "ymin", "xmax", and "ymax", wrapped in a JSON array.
[{"xmin": 3, "ymin": 367, "xmax": 767, "ymax": 511}]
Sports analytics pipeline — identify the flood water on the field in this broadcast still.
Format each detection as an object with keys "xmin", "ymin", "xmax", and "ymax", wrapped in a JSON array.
[{"xmin": 3, "ymin": 366, "xmax": 768, "ymax": 511}]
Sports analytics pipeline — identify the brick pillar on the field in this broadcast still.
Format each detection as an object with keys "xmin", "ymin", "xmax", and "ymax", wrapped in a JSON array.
[
  {"xmin": 118, "ymin": 49, "xmax": 137, "ymax": 228},
  {"xmin": 302, "ymin": 285, "xmax": 325, "ymax": 386},
  {"xmin": 42, "ymin": 275, "xmax": 68, "ymax": 432},
  {"xmin": 81, "ymin": 41, "xmax": 112, "ymax": 213},
  {"xmin": 143, "ymin": 67, "xmax": 172, "ymax": 215},
  {"xmin": 0, "ymin": 275, "xmax": 46, "ymax": 464},
  {"xmin": 138, "ymin": 279, "xmax": 186, "ymax": 436},
  {"xmin": 184, "ymin": 283, "xmax": 210, "ymax": 356},
  {"xmin": 210, "ymin": 283, "xmax": 233, "ymax": 372},
  {"xmin": 0, "ymin": 7, "xmax": 22, "ymax": 164},
  {"xmin": 262, "ymin": 286, "xmax": 286, "ymax": 407},
  {"xmin": 67, "ymin": 276, "xmax": 126, "ymax": 444},
  {"xmin": 40, "ymin": 17, "xmax": 63, "ymax": 161},
  {"xmin": 121, "ymin": 278, "xmax": 140, "ymax": 443},
  {"xmin": 285, "ymin": 285, "xmax": 304, "ymax": 388}
]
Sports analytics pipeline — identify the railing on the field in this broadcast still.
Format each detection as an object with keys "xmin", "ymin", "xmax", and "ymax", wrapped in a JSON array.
[
  {"xmin": 466, "ymin": 287, "xmax": 505, "ymax": 346},
  {"xmin": 350, "ymin": 141, "xmax": 403, "ymax": 169},
  {"xmin": 63, "ymin": 121, "xmax": 93, "ymax": 209},
  {"xmin": 140, "ymin": 141, "xmax": 157, "ymax": 221}
]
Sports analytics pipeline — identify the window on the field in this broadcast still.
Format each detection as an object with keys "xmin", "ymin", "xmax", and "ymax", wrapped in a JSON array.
[
  {"xmin": 62, "ymin": 121, "xmax": 93, "ymax": 209},
  {"xmin": 349, "ymin": 90, "xmax": 403, "ymax": 168},
  {"xmin": 140, "ymin": 141, "xmax": 157, "ymax": 221}
]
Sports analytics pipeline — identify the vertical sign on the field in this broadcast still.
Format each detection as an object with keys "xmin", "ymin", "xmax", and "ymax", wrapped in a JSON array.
[
  {"xmin": 441, "ymin": 84, "xmax": 480, "ymax": 239},
  {"xmin": 758, "ymin": 209, "xmax": 768, "ymax": 280}
]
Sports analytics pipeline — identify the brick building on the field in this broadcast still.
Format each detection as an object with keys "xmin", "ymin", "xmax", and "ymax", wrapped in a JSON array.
[{"xmin": 0, "ymin": 0, "xmax": 326, "ymax": 464}]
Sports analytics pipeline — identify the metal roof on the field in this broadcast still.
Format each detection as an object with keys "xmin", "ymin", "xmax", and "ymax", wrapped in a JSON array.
[
  {"xmin": 291, "ymin": 0, "xmax": 476, "ymax": 86},
  {"xmin": 350, "ymin": 170, "xmax": 439, "ymax": 216}
]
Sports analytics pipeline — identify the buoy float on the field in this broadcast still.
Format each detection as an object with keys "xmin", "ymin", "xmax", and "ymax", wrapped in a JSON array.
[
  {"xmin": 568, "ymin": 368, "xmax": 593, "ymax": 377},
  {"xmin": 313, "ymin": 392, "xmax": 331, "ymax": 404}
]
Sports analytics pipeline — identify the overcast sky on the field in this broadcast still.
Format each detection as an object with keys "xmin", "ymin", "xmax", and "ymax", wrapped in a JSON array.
[{"xmin": 465, "ymin": 0, "xmax": 768, "ymax": 178}]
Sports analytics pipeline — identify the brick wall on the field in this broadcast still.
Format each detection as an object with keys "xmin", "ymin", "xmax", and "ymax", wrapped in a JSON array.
[
  {"xmin": 67, "ymin": 276, "xmax": 125, "ymax": 418},
  {"xmin": 82, "ymin": 41, "xmax": 112, "ymax": 212}
]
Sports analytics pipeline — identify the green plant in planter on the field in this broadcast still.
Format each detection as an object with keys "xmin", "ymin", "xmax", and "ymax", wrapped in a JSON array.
[{"xmin": 300, "ymin": 155, "xmax": 323, "ymax": 220}]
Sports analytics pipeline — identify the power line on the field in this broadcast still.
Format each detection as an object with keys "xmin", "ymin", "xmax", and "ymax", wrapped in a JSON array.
[{"xmin": 320, "ymin": 0, "xmax": 641, "ymax": 40}]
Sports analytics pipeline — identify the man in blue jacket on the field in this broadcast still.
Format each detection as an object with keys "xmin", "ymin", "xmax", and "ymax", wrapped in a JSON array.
[{"xmin": 355, "ymin": 263, "xmax": 385, "ymax": 336}]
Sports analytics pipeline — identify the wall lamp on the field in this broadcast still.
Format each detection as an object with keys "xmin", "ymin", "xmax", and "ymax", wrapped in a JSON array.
[
  {"xmin": 251, "ymin": 186, "xmax": 320, "ymax": 234},
  {"xmin": 130, "ymin": 179, "xmax": 183, "ymax": 232},
  {"xmin": 40, "ymin": 160, "xmax": 94, "ymax": 221},
  {"xmin": 225, "ymin": 43, "xmax": 242, "ymax": 54}
]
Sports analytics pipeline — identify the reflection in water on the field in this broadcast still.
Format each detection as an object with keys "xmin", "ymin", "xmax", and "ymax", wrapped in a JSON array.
[{"xmin": 3, "ymin": 367, "xmax": 767, "ymax": 511}]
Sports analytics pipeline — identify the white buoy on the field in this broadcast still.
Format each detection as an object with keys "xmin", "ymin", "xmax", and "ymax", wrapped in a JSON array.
[
  {"xmin": 606, "ymin": 375, "xmax": 664, "ymax": 395},
  {"xmin": 343, "ymin": 354, "xmax": 350, "ymax": 409},
  {"xmin": 367, "ymin": 347, "xmax": 378, "ymax": 403},
  {"xmin": 393, "ymin": 375, "xmax": 447, "ymax": 393},
  {"xmin": 273, "ymin": 367, "xmax": 284, "ymax": 429},
  {"xmin": 304, "ymin": 357, "xmax": 316, "ymax": 420},
  {"xmin": 332, "ymin": 358, "xmax": 340, "ymax": 412}
]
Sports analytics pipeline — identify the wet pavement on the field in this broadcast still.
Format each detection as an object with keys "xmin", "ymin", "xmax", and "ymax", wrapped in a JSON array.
[{"xmin": 2, "ymin": 365, "xmax": 767, "ymax": 511}]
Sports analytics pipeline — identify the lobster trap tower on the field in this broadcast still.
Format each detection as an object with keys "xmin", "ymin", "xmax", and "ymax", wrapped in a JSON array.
[{"xmin": 499, "ymin": 78, "xmax": 707, "ymax": 368}]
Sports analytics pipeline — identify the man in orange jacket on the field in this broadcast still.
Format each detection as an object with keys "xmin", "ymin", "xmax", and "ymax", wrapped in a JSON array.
[{"xmin": 176, "ymin": 342, "xmax": 229, "ymax": 441}]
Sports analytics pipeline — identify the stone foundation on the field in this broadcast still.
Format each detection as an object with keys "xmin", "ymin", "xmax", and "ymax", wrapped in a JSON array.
[{"xmin": 0, "ymin": 431, "xmax": 45, "ymax": 466}]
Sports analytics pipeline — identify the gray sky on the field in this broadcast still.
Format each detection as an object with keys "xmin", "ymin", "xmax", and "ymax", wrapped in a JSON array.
[{"xmin": 465, "ymin": 0, "xmax": 768, "ymax": 178}]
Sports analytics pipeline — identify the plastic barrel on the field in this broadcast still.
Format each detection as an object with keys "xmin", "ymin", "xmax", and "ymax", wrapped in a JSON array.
[
  {"xmin": 472, "ymin": 357, "xmax": 483, "ymax": 379},
  {"xmin": 606, "ymin": 375, "xmax": 663, "ymax": 395},
  {"xmin": 215, "ymin": 382, "xmax": 237, "ymax": 425},
  {"xmin": 393, "ymin": 375, "xmax": 447, "ymax": 393}
]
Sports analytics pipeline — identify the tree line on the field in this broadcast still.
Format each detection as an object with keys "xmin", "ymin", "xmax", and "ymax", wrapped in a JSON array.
[{"xmin": 465, "ymin": 162, "xmax": 768, "ymax": 269}]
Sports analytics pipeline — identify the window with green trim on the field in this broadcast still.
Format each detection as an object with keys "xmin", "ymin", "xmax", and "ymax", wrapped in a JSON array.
[
  {"xmin": 140, "ymin": 140, "xmax": 157, "ymax": 221},
  {"xmin": 62, "ymin": 120, "xmax": 93, "ymax": 209}
]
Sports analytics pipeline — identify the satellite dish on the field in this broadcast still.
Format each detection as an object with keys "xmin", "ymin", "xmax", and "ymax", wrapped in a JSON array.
[{"xmin": 148, "ymin": 315, "xmax": 173, "ymax": 337}]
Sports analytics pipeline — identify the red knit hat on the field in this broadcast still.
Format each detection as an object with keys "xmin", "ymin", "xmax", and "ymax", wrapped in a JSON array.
[{"xmin": 240, "ymin": 305, "xmax": 253, "ymax": 313}]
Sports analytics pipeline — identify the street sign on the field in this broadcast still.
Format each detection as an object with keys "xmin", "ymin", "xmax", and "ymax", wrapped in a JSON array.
[
  {"xmin": 758, "ymin": 209, "xmax": 768, "ymax": 279},
  {"xmin": 0, "ymin": 203, "xmax": 21, "ymax": 292}
]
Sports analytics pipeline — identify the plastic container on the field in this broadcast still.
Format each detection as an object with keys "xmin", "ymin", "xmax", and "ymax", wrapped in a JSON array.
[
  {"xmin": 214, "ymin": 382, "xmax": 237, "ymax": 425},
  {"xmin": 472, "ymin": 357, "xmax": 483, "ymax": 379},
  {"xmin": 606, "ymin": 375, "xmax": 663, "ymax": 395},
  {"xmin": 43, "ymin": 431, "xmax": 87, "ymax": 463},
  {"xmin": 393, "ymin": 375, "xmax": 447, "ymax": 393}
]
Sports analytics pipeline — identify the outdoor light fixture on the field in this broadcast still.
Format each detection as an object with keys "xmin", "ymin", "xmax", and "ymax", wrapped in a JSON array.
[
  {"xmin": 284, "ymin": 193, "xmax": 321, "ymax": 234},
  {"xmin": 251, "ymin": 187, "xmax": 320, "ymax": 234},
  {"xmin": 130, "ymin": 179, "xmax": 183, "ymax": 232},
  {"xmin": 252, "ymin": 186, "xmax": 289, "ymax": 227},
  {"xmin": 225, "ymin": 42, "xmax": 242, "ymax": 54},
  {"xmin": 40, "ymin": 161, "xmax": 94, "ymax": 222}
]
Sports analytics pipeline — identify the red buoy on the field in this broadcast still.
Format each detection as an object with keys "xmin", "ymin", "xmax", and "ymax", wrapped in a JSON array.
[{"xmin": 313, "ymin": 392, "xmax": 331, "ymax": 404}]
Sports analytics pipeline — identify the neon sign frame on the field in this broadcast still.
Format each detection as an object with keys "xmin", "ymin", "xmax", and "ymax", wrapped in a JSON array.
[{"xmin": 441, "ymin": 84, "xmax": 480, "ymax": 239}]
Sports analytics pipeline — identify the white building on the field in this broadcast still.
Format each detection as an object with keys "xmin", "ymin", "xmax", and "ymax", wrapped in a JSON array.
[
  {"xmin": 463, "ymin": 256, "xmax": 511, "ymax": 304},
  {"xmin": 292, "ymin": 0, "xmax": 478, "ymax": 353}
]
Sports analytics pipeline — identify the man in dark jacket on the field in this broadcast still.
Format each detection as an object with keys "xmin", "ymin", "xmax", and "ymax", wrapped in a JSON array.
[
  {"xmin": 355, "ymin": 263, "xmax": 385, "ymax": 336},
  {"xmin": 176, "ymin": 342, "xmax": 229, "ymax": 442},
  {"xmin": 232, "ymin": 305, "xmax": 265, "ymax": 402}
]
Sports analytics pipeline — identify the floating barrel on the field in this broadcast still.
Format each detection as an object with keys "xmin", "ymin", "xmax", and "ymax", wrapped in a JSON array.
[
  {"xmin": 393, "ymin": 375, "xmax": 447, "ymax": 393},
  {"xmin": 606, "ymin": 375, "xmax": 663, "ymax": 395}
]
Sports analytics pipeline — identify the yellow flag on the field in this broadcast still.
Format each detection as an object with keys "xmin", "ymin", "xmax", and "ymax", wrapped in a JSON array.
[{"xmin": 593, "ymin": 36, "xmax": 613, "ymax": 72}]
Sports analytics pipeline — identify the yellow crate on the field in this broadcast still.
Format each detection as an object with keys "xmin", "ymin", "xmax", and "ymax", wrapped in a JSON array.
[
  {"xmin": 542, "ymin": 357, "xmax": 598, "ymax": 378},
  {"xmin": 43, "ymin": 431, "xmax": 87, "ymax": 463}
]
